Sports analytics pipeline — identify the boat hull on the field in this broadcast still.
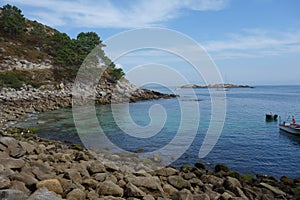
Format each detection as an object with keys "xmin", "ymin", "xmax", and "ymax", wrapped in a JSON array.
[{"xmin": 279, "ymin": 125, "xmax": 300, "ymax": 135}]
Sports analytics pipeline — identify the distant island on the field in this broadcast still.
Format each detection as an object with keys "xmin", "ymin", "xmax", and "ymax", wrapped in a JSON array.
[{"xmin": 180, "ymin": 83, "xmax": 255, "ymax": 89}]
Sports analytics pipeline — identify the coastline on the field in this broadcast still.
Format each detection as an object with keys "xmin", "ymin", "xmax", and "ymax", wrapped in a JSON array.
[
  {"xmin": 0, "ymin": 79, "xmax": 176, "ymax": 129},
  {"xmin": 0, "ymin": 126, "xmax": 299, "ymax": 199},
  {"xmin": 0, "ymin": 84, "xmax": 299, "ymax": 199}
]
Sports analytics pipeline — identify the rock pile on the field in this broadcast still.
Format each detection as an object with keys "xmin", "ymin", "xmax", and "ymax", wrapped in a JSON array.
[{"xmin": 0, "ymin": 127, "xmax": 299, "ymax": 199}]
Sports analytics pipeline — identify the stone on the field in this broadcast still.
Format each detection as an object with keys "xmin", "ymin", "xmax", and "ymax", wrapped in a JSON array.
[
  {"xmin": 64, "ymin": 169, "xmax": 82, "ymax": 184},
  {"xmin": 260, "ymin": 182, "xmax": 286, "ymax": 196},
  {"xmin": 205, "ymin": 189, "xmax": 221, "ymax": 200},
  {"xmin": 0, "ymin": 137, "xmax": 25, "ymax": 157},
  {"xmin": 235, "ymin": 187, "xmax": 248, "ymax": 199},
  {"xmin": 105, "ymin": 174, "xmax": 118, "ymax": 184},
  {"xmin": 155, "ymin": 167, "xmax": 178, "ymax": 177},
  {"xmin": 221, "ymin": 192, "xmax": 234, "ymax": 200},
  {"xmin": 0, "ymin": 189, "xmax": 28, "ymax": 200},
  {"xmin": 171, "ymin": 189, "xmax": 193, "ymax": 200},
  {"xmin": 224, "ymin": 176, "xmax": 242, "ymax": 192},
  {"xmin": 19, "ymin": 141, "xmax": 35, "ymax": 154},
  {"xmin": 142, "ymin": 195, "xmax": 155, "ymax": 200},
  {"xmin": 94, "ymin": 173, "xmax": 108, "ymax": 181},
  {"xmin": 0, "ymin": 157, "xmax": 25, "ymax": 169},
  {"xmin": 88, "ymin": 161, "xmax": 106, "ymax": 174},
  {"xmin": 127, "ymin": 176, "xmax": 162, "ymax": 190},
  {"xmin": 58, "ymin": 178, "xmax": 75, "ymax": 197},
  {"xmin": 104, "ymin": 162, "xmax": 119, "ymax": 171},
  {"xmin": 10, "ymin": 181, "xmax": 30, "ymax": 195},
  {"xmin": 98, "ymin": 180, "xmax": 124, "ymax": 197},
  {"xmin": 183, "ymin": 172, "xmax": 196, "ymax": 180},
  {"xmin": 0, "ymin": 176, "xmax": 10, "ymax": 189},
  {"xmin": 215, "ymin": 164, "xmax": 229, "ymax": 173},
  {"xmin": 194, "ymin": 162, "xmax": 206, "ymax": 170},
  {"xmin": 10, "ymin": 171, "xmax": 38, "ymax": 187},
  {"xmin": 66, "ymin": 188, "xmax": 86, "ymax": 200},
  {"xmin": 87, "ymin": 190, "xmax": 99, "ymax": 199},
  {"xmin": 125, "ymin": 182, "xmax": 146, "ymax": 198},
  {"xmin": 27, "ymin": 188, "xmax": 63, "ymax": 200},
  {"xmin": 36, "ymin": 179, "xmax": 63, "ymax": 195},
  {"xmin": 82, "ymin": 178, "xmax": 98, "ymax": 189},
  {"xmin": 193, "ymin": 193, "xmax": 210, "ymax": 200},
  {"xmin": 163, "ymin": 183, "xmax": 178, "ymax": 196},
  {"xmin": 168, "ymin": 175, "xmax": 191, "ymax": 190},
  {"xmin": 189, "ymin": 178, "xmax": 204, "ymax": 187},
  {"xmin": 201, "ymin": 175, "xmax": 224, "ymax": 187}
]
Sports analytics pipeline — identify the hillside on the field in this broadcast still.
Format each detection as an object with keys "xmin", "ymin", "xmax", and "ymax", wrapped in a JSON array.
[{"xmin": 0, "ymin": 4, "xmax": 124, "ymax": 88}]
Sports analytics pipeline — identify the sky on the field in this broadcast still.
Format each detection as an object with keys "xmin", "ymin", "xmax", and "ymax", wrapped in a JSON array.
[{"xmin": 1, "ymin": 0, "xmax": 300, "ymax": 85}]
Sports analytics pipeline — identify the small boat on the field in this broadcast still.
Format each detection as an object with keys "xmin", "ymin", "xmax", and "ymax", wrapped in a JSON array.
[
  {"xmin": 279, "ymin": 123, "xmax": 300, "ymax": 135},
  {"xmin": 266, "ymin": 113, "xmax": 278, "ymax": 121}
]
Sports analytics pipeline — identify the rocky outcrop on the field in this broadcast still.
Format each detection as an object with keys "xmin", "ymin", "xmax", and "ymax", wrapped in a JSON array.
[
  {"xmin": 0, "ymin": 127, "xmax": 299, "ymax": 199},
  {"xmin": 0, "ymin": 79, "xmax": 176, "ymax": 128},
  {"xmin": 0, "ymin": 56, "xmax": 53, "ymax": 71}
]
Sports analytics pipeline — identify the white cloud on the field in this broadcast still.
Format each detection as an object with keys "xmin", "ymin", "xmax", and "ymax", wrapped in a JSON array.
[
  {"xmin": 204, "ymin": 29, "xmax": 300, "ymax": 59},
  {"xmin": 2, "ymin": 0, "xmax": 228, "ymax": 28}
]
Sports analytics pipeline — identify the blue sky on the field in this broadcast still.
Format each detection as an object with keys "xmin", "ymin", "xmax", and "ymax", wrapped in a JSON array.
[{"xmin": 2, "ymin": 0, "xmax": 300, "ymax": 85}]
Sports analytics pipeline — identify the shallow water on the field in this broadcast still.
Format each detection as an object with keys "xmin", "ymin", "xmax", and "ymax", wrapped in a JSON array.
[{"xmin": 18, "ymin": 85, "xmax": 300, "ymax": 178}]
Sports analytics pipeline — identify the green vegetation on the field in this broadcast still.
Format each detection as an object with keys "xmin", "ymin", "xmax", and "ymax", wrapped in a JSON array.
[
  {"xmin": 0, "ymin": 4, "xmax": 25, "ymax": 37},
  {"xmin": 0, "ymin": 4, "xmax": 124, "ymax": 85},
  {"xmin": 28, "ymin": 126, "xmax": 41, "ymax": 133},
  {"xmin": 0, "ymin": 69, "xmax": 44, "ymax": 89}
]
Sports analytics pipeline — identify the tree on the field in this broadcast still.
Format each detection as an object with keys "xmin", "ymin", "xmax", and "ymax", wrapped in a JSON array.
[
  {"xmin": 76, "ymin": 32, "xmax": 102, "ymax": 53},
  {"xmin": 0, "ymin": 4, "xmax": 25, "ymax": 36}
]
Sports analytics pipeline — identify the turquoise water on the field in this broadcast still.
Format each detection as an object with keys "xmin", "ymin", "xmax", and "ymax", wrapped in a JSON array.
[{"xmin": 18, "ymin": 85, "xmax": 300, "ymax": 178}]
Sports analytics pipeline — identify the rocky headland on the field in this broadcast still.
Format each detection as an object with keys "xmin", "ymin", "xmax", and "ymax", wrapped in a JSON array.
[{"xmin": 180, "ymin": 84, "xmax": 255, "ymax": 89}]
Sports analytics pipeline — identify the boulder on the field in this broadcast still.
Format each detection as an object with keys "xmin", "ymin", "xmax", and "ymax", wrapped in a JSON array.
[
  {"xmin": 201, "ymin": 175, "xmax": 224, "ymax": 187},
  {"xmin": 0, "ymin": 176, "xmax": 10, "ymax": 189},
  {"xmin": 27, "ymin": 188, "xmax": 63, "ymax": 200},
  {"xmin": 0, "ymin": 189, "xmax": 28, "ymax": 200},
  {"xmin": 162, "ymin": 183, "xmax": 178, "ymax": 196},
  {"xmin": 88, "ymin": 161, "xmax": 106, "ymax": 174},
  {"xmin": 215, "ymin": 164, "xmax": 229, "ymax": 173},
  {"xmin": 66, "ymin": 188, "xmax": 86, "ymax": 200},
  {"xmin": 0, "ymin": 157, "xmax": 25, "ymax": 169},
  {"xmin": 125, "ymin": 182, "xmax": 146, "ymax": 197},
  {"xmin": 155, "ymin": 167, "xmax": 178, "ymax": 177},
  {"xmin": 10, "ymin": 181, "xmax": 30, "ymax": 195},
  {"xmin": 167, "ymin": 175, "xmax": 191, "ymax": 190},
  {"xmin": 224, "ymin": 176, "xmax": 242, "ymax": 192},
  {"xmin": 10, "ymin": 171, "xmax": 38, "ymax": 187},
  {"xmin": 36, "ymin": 179, "xmax": 63, "ymax": 195},
  {"xmin": 98, "ymin": 180, "xmax": 124, "ymax": 197},
  {"xmin": 64, "ymin": 169, "xmax": 82, "ymax": 184},
  {"xmin": 127, "ymin": 176, "xmax": 162, "ymax": 190},
  {"xmin": 260, "ymin": 182, "xmax": 286, "ymax": 196},
  {"xmin": 171, "ymin": 189, "xmax": 193, "ymax": 200}
]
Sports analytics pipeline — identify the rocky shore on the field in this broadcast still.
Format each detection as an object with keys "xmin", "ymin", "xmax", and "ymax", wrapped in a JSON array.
[
  {"xmin": 0, "ymin": 126, "xmax": 299, "ymax": 200},
  {"xmin": 0, "ymin": 78, "xmax": 299, "ymax": 199},
  {"xmin": 0, "ymin": 79, "xmax": 176, "ymax": 128}
]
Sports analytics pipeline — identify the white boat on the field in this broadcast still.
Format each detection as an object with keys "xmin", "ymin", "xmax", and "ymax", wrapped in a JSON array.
[{"xmin": 279, "ymin": 123, "xmax": 300, "ymax": 135}]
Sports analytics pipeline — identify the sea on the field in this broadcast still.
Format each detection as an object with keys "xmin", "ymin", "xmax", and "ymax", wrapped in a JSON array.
[{"xmin": 17, "ymin": 85, "xmax": 300, "ymax": 178}]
